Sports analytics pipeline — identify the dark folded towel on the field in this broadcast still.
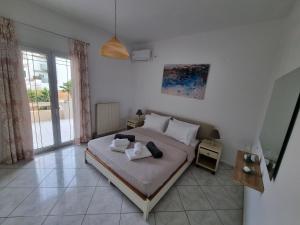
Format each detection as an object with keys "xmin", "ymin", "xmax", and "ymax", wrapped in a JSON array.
[
  {"xmin": 114, "ymin": 134, "xmax": 135, "ymax": 142},
  {"xmin": 146, "ymin": 141, "xmax": 163, "ymax": 158}
]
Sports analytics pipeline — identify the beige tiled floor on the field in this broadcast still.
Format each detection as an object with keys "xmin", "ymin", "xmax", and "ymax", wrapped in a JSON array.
[{"xmin": 0, "ymin": 145, "xmax": 243, "ymax": 225}]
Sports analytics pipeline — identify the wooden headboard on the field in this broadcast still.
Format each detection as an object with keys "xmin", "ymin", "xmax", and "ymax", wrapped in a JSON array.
[{"xmin": 145, "ymin": 110, "xmax": 215, "ymax": 141}]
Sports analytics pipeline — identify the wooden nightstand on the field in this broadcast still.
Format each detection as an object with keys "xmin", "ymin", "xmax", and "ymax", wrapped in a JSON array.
[
  {"xmin": 196, "ymin": 139, "xmax": 222, "ymax": 174},
  {"xmin": 127, "ymin": 118, "xmax": 144, "ymax": 129}
]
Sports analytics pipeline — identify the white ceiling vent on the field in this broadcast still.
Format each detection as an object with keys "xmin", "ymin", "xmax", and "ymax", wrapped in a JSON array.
[{"xmin": 131, "ymin": 49, "xmax": 152, "ymax": 61}]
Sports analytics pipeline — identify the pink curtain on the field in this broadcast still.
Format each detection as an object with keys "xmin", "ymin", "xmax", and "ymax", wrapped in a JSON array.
[
  {"xmin": 70, "ymin": 39, "xmax": 92, "ymax": 144},
  {"xmin": 0, "ymin": 17, "xmax": 33, "ymax": 164}
]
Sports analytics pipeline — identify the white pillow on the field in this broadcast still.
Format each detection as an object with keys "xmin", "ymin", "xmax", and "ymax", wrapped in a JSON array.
[
  {"xmin": 165, "ymin": 119, "xmax": 199, "ymax": 145},
  {"xmin": 174, "ymin": 119, "xmax": 200, "ymax": 144},
  {"xmin": 150, "ymin": 113, "xmax": 172, "ymax": 130},
  {"xmin": 142, "ymin": 114, "xmax": 170, "ymax": 133}
]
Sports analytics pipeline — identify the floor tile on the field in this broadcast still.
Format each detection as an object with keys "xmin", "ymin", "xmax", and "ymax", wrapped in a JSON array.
[
  {"xmin": 22, "ymin": 157, "xmax": 57, "ymax": 169},
  {"xmin": 121, "ymin": 197, "xmax": 141, "ymax": 213},
  {"xmin": 216, "ymin": 170, "xmax": 240, "ymax": 186},
  {"xmin": 201, "ymin": 186, "xmax": 240, "ymax": 209},
  {"xmin": 175, "ymin": 169, "xmax": 198, "ymax": 186},
  {"xmin": 0, "ymin": 169, "xmax": 20, "ymax": 187},
  {"xmin": 69, "ymin": 169, "xmax": 100, "ymax": 187},
  {"xmin": 0, "ymin": 187, "xmax": 33, "ymax": 217},
  {"xmin": 72, "ymin": 149, "xmax": 86, "ymax": 158},
  {"xmin": 217, "ymin": 210, "xmax": 243, "ymax": 225},
  {"xmin": 40, "ymin": 169, "xmax": 76, "ymax": 187},
  {"xmin": 66, "ymin": 144, "xmax": 86, "ymax": 153},
  {"xmin": 0, "ymin": 145, "xmax": 244, "ymax": 225},
  {"xmin": 11, "ymin": 188, "xmax": 66, "ymax": 216},
  {"xmin": 1, "ymin": 216, "xmax": 45, "ymax": 225},
  {"xmin": 96, "ymin": 174, "xmax": 110, "ymax": 187},
  {"xmin": 155, "ymin": 212, "xmax": 189, "ymax": 225},
  {"xmin": 120, "ymin": 213, "xmax": 155, "ymax": 225},
  {"xmin": 187, "ymin": 210, "xmax": 222, "ymax": 225},
  {"xmin": 50, "ymin": 187, "xmax": 94, "ymax": 215},
  {"xmin": 58, "ymin": 156, "xmax": 89, "ymax": 169},
  {"xmin": 69, "ymin": 156, "xmax": 90, "ymax": 168},
  {"xmin": 43, "ymin": 215, "xmax": 84, "ymax": 225},
  {"xmin": 87, "ymin": 186, "xmax": 122, "ymax": 214},
  {"xmin": 218, "ymin": 162, "xmax": 233, "ymax": 170},
  {"xmin": 154, "ymin": 187, "xmax": 184, "ymax": 212},
  {"xmin": 44, "ymin": 154, "xmax": 66, "ymax": 163},
  {"xmin": 82, "ymin": 214, "xmax": 120, "ymax": 225},
  {"xmin": 7, "ymin": 169, "xmax": 52, "ymax": 187},
  {"xmin": 53, "ymin": 148, "xmax": 74, "ymax": 159},
  {"xmin": 177, "ymin": 186, "xmax": 211, "ymax": 210},
  {"xmin": 191, "ymin": 167, "xmax": 220, "ymax": 185},
  {"xmin": 0, "ymin": 161, "xmax": 27, "ymax": 169},
  {"xmin": 0, "ymin": 217, "xmax": 5, "ymax": 224},
  {"xmin": 223, "ymin": 186, "xmax": 244, "ymax": 208}
]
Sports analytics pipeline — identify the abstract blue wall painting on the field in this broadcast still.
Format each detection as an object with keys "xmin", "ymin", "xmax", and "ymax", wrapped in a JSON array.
[{"xmin": 161, "ymin": 64, "xmax": 210, "ymax": 100}]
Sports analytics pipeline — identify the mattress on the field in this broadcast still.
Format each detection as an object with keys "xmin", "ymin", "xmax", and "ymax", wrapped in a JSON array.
[{"xmin": 87, "ymin": 127, "xmax": 195, "ymax": 197}]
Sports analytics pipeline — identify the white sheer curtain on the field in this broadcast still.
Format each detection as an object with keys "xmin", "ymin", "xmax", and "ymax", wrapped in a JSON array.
[{"xmin": 70, "ymin": 39, "xmax": 92, "ymax": 144}]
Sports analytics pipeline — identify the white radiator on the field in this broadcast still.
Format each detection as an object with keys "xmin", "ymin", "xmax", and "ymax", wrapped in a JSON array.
[{"xmin": 96, "ymin": 102, "xmax": 120, "ymax": 136}]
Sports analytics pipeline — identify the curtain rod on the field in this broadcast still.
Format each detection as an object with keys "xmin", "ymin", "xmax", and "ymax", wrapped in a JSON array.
[{"xmin": 14, "ymin": 20, "xmax": 90, "ymax": 45}]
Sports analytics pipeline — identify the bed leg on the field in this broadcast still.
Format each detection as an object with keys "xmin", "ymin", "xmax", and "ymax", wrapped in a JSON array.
[
  {"xmin": 143, "ymin": 211, "xmax": 149, "ymax": 220},
  {"xmin": 143, "ymin": 200, "xmax": 150, "ymax": 220},
  {"xmin": 84, "ymin": 151, "xmax": 88, "ymax": 164}
]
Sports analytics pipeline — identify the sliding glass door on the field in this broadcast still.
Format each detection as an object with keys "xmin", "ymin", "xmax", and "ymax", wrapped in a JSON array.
[
  {"xmin": 21, "ymin": 48, "xmax": 74, "ymax": 153},
  {"xmin": 55, "ymin": 56, "xmax": 74, "ymax": 143}
]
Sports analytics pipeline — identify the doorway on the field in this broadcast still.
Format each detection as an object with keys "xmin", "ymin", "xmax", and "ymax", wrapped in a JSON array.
[{"xmin": 21, "ymin": 49, "xmax": 74, "ymax": 153}]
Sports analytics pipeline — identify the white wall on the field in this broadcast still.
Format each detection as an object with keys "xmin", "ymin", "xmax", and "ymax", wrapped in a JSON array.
[
  {"xmin": 0, "ymin": 0, "xmax": 134, "ymax": 133},
  {"xmin": 244, "ymin": 1, "xmax": 300, "ymax": 225},
  {"xmin": 132, "ymin": 21, "xmax": 283, "ymax": 165}
]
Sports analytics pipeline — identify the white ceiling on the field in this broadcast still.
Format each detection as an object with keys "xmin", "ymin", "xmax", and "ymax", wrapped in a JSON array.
[{"xmin": 26, "ymin": 0, "xmax": 295, "ymax": 43}]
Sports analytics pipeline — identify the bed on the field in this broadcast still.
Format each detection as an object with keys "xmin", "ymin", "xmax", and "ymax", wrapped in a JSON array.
[{"xmin": 85, "ymin": 110, "xmax": 214, "ymax": 219}]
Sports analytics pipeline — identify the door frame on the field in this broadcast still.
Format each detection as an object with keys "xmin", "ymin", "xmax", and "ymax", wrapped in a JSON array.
[{"xmin": 21, "ymin": 46, "xmax": 73, "ymax": 153}]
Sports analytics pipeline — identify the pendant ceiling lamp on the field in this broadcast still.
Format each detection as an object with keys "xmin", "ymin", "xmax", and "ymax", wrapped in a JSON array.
[{"xmin": 100, "ymin": 0, "xmax": 129, "ymax": 59}]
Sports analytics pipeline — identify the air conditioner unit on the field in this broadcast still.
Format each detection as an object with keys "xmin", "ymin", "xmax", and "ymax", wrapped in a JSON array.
[{"xmin": 131, "ymin": 49, "xmax": 152, "ymax": 61}]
